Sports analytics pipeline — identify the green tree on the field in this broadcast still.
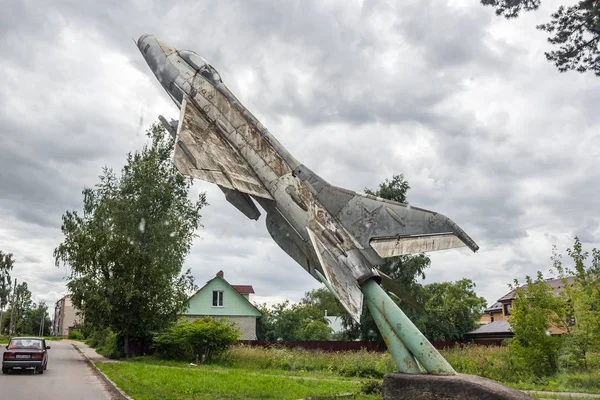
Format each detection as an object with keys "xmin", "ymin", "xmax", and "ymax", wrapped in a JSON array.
[
  {"xmin": 0, "ymin": 251, "xmax": 14, "ymax": 334},
  {"xmin": 482, "ymin": 0, "xmax": 600, "ymax": 76},
  {"xmin": 11, "ymin": 282, "xmax": 32, "ymax": 335},
  {"xmin": 508, "ymin": 272, "xmax": 567, "ymax": 378},
  {"xmin": 20, "ymin": 302, "xmax": 51, "ymax": 336},
  {"xmin": 341, "ymin": 174, "xmax": 431, "ymax": 340},
  {"xmin": 299, "ymin": 287, "xmax": 346, "ymax": 317},
  {"xmin": 256, "ymin": 297, "xmax": 333, "ymax": 341},
  {"xmin": 54, "ymin": 123, "xmax": 207, "ymax": 355},
  {"xmin": 552, "ymin": 237, "xmax": 600, "ymax": 371},
  {"xmin": 421, "ymin": 278, "xmax": 487, "ymax": 341},
  {"xmin": 296, "ymin": 320, "xmax": 333, "ymax": 341}
]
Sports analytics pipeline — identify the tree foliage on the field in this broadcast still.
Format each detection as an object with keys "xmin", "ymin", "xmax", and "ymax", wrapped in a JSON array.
[
  {"xmin": 421, "ymin": 278, "xmax": 487, "ymax": 341},
  {"xmin": 54, "ymin": 123, "xmax": 207, "ymax": 354},
  {"xmin": 507, "ymin": 272, "xmax": 565, "ymax": 377},
  {"xmin": 0, "ymin": 251, "xmax": 14, "ymax": 333},
  {"xmin": 0, "ymin": 282, "xmax": 49, "ymax": 336},
  {"xmin": 482, "ymin": 0, "xmax": 600, "ymax": 76},
  {"xmin": 0, "ymin": 251, "xmax": 14, "ymax": 310},
  {"xmin": 299, "ymin": 287, "xmax": 345, "ymax": 317},
  {"xmin": 257, "ymin": 298, "xmax": 333, "ymax": 341},
  {"xmin": 19, "ymin": 302, "xmax": 51, "ymax": 336},
  {"xmin": 551, "ymin": 238, "xmax": 600, "ymax": 370},
  {"xmin": 507, "ymin": 237, "xmax": 600, "ymax": 378}
]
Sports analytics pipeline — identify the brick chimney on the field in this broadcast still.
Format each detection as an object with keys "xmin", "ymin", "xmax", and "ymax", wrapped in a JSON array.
[{"xmin": 216, "ymin": 270, "xmax": 224, "ymax": 278}]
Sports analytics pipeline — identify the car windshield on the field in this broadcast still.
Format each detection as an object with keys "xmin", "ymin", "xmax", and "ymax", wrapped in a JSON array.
[{"xmin": 8, "ymin": 339, "xmax": 43, "ymax": 350}]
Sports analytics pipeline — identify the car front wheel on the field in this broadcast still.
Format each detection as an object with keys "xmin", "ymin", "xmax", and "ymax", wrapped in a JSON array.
[{"xmin": 2, "ymin": 368, "xmax": 9, "ymax": 374}]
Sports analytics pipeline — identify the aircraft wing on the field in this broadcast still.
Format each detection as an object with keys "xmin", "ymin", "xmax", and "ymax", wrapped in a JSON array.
[
  {"xmin": 306, "ymin": 227, "xmax": 363, "ymax": 323},
  {"xmin": 173, "ymin": 97, "xmax": 273, "ymax": 200}
]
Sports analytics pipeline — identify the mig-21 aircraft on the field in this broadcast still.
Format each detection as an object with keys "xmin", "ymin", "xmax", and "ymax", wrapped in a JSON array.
[{"xmin": 136, "ymin": 34, "xmax": 478, "ymax": 331}]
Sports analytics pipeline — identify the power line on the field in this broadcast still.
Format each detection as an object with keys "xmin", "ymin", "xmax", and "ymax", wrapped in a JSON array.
[{"xmin": 10, "ymin": 274, "xmax": 67, "ymax": 290}]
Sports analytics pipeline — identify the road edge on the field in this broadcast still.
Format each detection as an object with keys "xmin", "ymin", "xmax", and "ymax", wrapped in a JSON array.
[{"xmin": 71, "ymin": 343, "xmax": 133, "ymax": 400}]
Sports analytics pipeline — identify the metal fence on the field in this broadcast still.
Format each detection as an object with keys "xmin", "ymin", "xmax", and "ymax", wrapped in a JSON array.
[{"xmin": 237, "ymin": 338, "xmax": 505, "ymax": 352}]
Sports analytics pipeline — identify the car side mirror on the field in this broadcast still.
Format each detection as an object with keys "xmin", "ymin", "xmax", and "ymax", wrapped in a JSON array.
[
  {"xmin": 4, "ymin": 345, "xmax": 7, "ymax": 350},
  {"xmin": 46, "ymin": 346, "xmax": 51, "ymax": 350}
]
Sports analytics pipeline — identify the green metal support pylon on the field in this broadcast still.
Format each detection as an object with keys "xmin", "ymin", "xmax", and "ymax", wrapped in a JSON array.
[{"xmin": 361, "ymin": 278, "xmax": 456, "ymax": 376}]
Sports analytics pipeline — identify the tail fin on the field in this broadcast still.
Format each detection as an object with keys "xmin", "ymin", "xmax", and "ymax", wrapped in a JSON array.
[
  {"xmin": 339, "ymin": 192, "xmax": 478, "ymax": 257},
  {"xmin": 294, "ymin": 165, "xmax": 479, "ymax": 257}
]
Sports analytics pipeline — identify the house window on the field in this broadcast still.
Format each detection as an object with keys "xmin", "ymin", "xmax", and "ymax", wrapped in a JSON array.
[
  {"xmin": 504, "ymin": 303, "xmax": 512, "ymax": 316},
  {"xmin": 212, "ymin": 290, "xmax": 223, "ymax": 307}
]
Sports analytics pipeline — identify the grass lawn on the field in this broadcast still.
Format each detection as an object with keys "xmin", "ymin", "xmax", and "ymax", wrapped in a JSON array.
[
  {"xmin": 91, "ymin": 344, "xmax": 600, "ymax": 398},
  {"xmin": 96, "ymin": 361, "xmax": 381, "ymax": 400}
]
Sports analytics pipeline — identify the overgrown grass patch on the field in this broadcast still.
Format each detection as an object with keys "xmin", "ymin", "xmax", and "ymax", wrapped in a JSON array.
[
  {"xmin": 440, "ymin": 344, "xmax": 516, "ymax": 382},
  {"xmin": 96, "ymin": 361, "xmax": 380, "ymax": 400},
  {"xmin": 440, "ymin": 344, "xmax": 600, "ymax": 394},
  {"xmin": 221, "ymin": 345, "xmax": 396, "ymax": 378},
  {"xmin": 509, "ymin": 372, "xmax": 600, "ymax": 394},
  {"xmin": 103, "ymin": 343, "xmax": 600, "ymax": 396}
]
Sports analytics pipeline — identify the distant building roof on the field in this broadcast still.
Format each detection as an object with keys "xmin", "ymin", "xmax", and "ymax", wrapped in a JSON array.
[
  {"xmin": 497, "ymin": 277, "xmax": 575, "ymax": 302},
  {"xmin": 467, "ymin": 321, "xmax": 512, "ymax": 336},
  {"xmin": 484, "ymin": 302, "xmax": 503, "ymax": 312},
  {"xmin": 231, "ymin": 285, "xmax": 255, "ymax": 295}
]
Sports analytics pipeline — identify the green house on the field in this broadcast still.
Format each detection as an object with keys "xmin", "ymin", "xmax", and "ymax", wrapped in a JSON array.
[{"xmin": 182, "ymin": 270, "xmax": 262, "ymax": 340}]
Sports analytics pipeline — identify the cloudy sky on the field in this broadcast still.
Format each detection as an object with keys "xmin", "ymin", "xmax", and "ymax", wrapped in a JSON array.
[{"xmin": 1, "ymin": 0, "xmax": 599, "ymax": 312}]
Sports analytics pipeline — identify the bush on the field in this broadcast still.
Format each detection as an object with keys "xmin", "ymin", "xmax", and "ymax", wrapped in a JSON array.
[
  {"xmin": 96, "ymin": 331, "xmax": 123, "ymax": 359},
  {"xmin": 153, "ymin": 317, "xmax": 240, "ymax": 362},
  {"xmin": 85, "ymin": 328, "xmax": 109, "ymax": 348},
  {"xmin": 68, "ymin": 329, "xmax": 84, "ymax": 340},
  {"xmin": 361, "ymin": 380, "xmax": 382, "ymax": 395}
]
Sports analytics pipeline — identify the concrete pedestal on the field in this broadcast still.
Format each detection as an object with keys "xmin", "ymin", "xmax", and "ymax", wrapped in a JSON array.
[{"xmin": 382, "ymin": 373, "xmax": 534, "ymax": 399}]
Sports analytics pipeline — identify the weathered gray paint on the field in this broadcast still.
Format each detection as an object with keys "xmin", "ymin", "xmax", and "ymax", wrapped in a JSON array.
[{"xmin": 136, "ymin": 34, "xmax": 479, "ymax": 323}]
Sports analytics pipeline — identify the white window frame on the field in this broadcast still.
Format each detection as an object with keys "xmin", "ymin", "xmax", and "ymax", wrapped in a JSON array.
[{"xmin": 212, "ymin": 290, "xmax": 224, "ymax": 307}]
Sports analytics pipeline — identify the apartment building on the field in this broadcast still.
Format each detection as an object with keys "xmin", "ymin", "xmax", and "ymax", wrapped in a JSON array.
[{"xmin": 52, "ymin": 294, "xmax": 82, "ymax": 336}]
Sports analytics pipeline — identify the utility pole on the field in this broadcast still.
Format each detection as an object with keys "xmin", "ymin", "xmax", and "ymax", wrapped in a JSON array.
[
  {"xmin": 39, "ymin": 308, "xmax": 46, "ymax": 337},
  {"xmin": 8, "ymin": 279, "xmax": 16, "ymax": 336}
]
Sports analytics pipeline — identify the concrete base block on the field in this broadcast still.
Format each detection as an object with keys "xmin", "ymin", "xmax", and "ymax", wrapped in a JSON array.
[{"xmin": 382, "ymin": 373, "xmax": 534, "ymax": 399}]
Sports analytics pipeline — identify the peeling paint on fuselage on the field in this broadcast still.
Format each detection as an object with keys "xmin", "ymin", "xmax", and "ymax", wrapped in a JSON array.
[{"xmin": 138, "ymin": 35, "xmax": 375, "ymax": 285}]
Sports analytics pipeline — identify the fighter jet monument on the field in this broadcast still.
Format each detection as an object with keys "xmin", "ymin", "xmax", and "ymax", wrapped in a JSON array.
[{"xmin": 137, "ymin": 34, "xmax": 479, "ymax": 375}]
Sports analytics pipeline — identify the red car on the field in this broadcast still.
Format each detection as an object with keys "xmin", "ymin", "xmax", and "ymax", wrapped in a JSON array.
[{"xmin": 2, "ymin": 337, "xmax": 50, "ymax": 374}]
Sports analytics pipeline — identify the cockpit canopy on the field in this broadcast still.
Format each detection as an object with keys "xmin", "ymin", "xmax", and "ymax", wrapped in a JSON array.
[{"xmin": 179, "ymin": 50, "xmax": 222, "ymax": 83}]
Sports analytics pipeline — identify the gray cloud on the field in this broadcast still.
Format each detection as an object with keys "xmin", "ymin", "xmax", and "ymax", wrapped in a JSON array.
[{"xmin": 1, "ymin": 0, "xmax": 600, "ymax": 312}]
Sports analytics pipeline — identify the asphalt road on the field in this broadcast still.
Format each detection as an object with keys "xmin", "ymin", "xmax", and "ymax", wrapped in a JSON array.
[{"xmin": 0, "ymin": 340, "xmax": 116, "ymax": 399}]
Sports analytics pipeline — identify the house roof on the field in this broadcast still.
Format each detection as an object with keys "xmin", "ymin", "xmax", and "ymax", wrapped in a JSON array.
[
  {"xmin": 185, "ymin": 271, "xmax": 261, "ymax": 317},
  {"xmin": 484, "ymin": 302, "xmax": 503, "ymax": 313},
  {"xmin": 497, "ymin": 277, "xmax": 575, "ymax": 302},
  {"xmin": 231, "ymin": 285, "xmax": 255, "ymax": 295},
  {"xmin": 468, "ymin": 321, "xmax": 512, "ymax": 335}
]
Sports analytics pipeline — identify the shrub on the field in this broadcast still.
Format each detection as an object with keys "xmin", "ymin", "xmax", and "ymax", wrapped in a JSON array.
[
  {"xmin": 96, "ymin": 331, "xmax": 123, "ymax": 359},
  {"xmin": 85, "ymin": 328, "xmax": 109, "ymax": 348},
  {"xmin": 361, "ymin": 380, "xmax": 382, "ymax": 395},
  {"xmin": 153, "ymin": 317, "xmax": 240, "ymax": 362},
  {"xmin": 68, "ymin": 329, "xmax": 84, "ymax": 340}
]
